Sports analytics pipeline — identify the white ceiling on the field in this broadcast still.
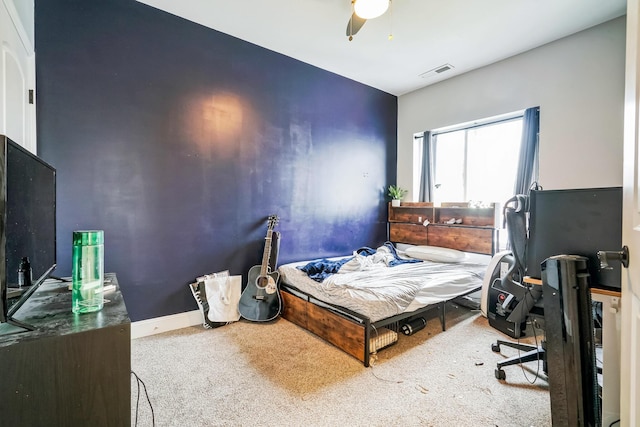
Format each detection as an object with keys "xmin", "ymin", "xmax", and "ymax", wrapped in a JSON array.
[{"xmin": 137, "ymin": 0, "xmax": 626, "ymax": 96}]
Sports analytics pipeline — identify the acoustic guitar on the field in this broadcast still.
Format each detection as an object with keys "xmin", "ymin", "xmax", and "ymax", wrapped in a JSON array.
[{"xmin": 238, "ymin": 215, "xmax": 282, "ymax": 322}]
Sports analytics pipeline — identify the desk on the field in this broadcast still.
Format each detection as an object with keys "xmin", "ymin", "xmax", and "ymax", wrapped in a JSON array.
[
  {"xmin": 0, "ymin": 273, "xmax": 130, "ymax": 427},
  {"xmin": 591, "ymin": 288, "xmax": 621, "ymax": 427},
  {"xmin": 524, "ymin": 276, "xmax": 621, "ymax": 425}
]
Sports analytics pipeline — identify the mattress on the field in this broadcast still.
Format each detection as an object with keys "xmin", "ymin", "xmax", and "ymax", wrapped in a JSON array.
[{"xmin": 278, "ymin": 252, "xmax": 489, "ymax": 323}]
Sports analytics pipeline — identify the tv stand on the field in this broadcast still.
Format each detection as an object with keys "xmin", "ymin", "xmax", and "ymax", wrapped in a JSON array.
[{"xmin": 0, "ymin": 273, "xmax": 130, "ymax": 426}]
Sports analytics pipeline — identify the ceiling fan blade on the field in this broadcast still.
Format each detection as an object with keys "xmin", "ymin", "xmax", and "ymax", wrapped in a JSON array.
[{"xmin": 346, "ymin": 12, "xmax": 367, "ymax": 38}]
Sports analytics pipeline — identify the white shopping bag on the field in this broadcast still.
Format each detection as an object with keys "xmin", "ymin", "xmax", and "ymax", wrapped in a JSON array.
[{"xmin": 205, "ymin": 275, "xmax": 242, "ymax": 323}]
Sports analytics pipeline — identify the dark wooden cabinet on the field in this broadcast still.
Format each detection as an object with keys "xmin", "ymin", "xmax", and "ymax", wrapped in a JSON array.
[{"xmin": 0, "ymin": 274, "xmax": 130, "ymax": 427}]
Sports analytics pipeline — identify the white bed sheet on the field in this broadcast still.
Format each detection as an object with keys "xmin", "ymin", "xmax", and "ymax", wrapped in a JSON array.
[{"xmin": 278, "ymin": 252, "xmax": 489, "ymax": 323}]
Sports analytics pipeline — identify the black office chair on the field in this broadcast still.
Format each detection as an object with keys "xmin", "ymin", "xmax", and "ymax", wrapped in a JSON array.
[{"xmin": 486, "ymin": 195, "xmax": 546, "ymax": 380}]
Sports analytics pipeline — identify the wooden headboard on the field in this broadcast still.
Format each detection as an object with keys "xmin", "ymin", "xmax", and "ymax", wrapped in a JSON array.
[{"xmin": 388, "ymin": 202, "xmax": 499, "ymax": 255}]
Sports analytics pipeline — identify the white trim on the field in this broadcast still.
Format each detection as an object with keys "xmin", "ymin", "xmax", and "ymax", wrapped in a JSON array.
[
  {"xmin": 1, "ymin": 0, "xmax": 34, "ymax": 53},
  {"xmin": 2, "ymin": 43, "xmax": 27, "ymax": 147},
  {"xmin": 131, "ymin": 309, "xmax": 203, "ymax": 339}
]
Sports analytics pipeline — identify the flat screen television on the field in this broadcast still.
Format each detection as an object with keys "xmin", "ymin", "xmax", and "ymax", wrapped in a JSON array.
[
  {"xmin": 0, "ymin": 136, "xmax": 57, "ymax": 331},
  {"xmin": 527, "ymin": 187, "xmax": 622, "ymax": 291}
]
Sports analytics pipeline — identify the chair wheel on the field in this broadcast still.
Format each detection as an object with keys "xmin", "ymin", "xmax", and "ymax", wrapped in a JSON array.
[
  {"xmin": 495, "ymin": 369, "xmax": 506, "ymax": 380},
  {"xmin": 491, "ymin": 343, "xmax": 501, "ymax": 353}
]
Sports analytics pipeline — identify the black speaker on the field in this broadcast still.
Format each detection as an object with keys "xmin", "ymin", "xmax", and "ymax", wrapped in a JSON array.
[{"xmin": 543, "ymin": 255, "xmax": 600, "ymax": 427}]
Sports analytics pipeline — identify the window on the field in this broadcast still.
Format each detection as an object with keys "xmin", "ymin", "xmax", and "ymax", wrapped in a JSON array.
[{"xmin": 420, "ymin": 112, "xmax": 525, "ymax": 206}]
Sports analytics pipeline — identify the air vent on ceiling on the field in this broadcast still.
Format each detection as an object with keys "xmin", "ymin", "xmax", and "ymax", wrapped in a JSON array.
[{"xmin": 419, "ymin": 63, "xmax": 455, "ymax": 79}]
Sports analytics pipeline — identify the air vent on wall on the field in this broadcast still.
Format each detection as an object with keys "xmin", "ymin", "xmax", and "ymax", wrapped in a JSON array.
[{"xmin": 419, "ymin": 63, "xmax": 455, "ymax": 79}]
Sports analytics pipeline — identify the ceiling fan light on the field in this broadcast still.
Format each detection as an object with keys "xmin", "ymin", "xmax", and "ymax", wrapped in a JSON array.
[{"xmin": 354, "ymin": 0, "xmax": 389, "ymax": 20}]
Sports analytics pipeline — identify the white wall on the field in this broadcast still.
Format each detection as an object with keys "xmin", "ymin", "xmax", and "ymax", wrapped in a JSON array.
[
  {"xmin": 1, "ymin": 0, "xmax": 35, "ymax": 151},
  {"xmin": 398, "ymin": 17, "xmax": 626, "ymax": 199}
]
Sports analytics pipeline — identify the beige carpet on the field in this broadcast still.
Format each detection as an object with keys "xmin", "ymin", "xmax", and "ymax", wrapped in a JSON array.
[{"xmin": 131, "ymin": 304, "xmax": 551, "ymax": 427}]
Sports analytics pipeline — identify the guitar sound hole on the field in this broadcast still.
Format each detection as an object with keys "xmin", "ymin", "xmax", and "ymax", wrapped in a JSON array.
[{"xmin": 256, "ymin": 276, "xmax": 269, "ymax": 288}]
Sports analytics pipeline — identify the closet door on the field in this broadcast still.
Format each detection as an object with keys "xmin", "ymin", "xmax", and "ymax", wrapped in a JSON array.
[{"xmin": 0, "ymin": 0, "xmax": 35, "ymax": 151}]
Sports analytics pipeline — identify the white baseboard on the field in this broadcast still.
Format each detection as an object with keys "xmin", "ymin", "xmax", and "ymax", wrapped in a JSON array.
[{"xmin": 131, "ymin": 309, "xmax": 203, "ymax": 339}]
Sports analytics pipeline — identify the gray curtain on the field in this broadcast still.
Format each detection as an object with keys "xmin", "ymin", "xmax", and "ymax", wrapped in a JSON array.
[
  {"xmin": 419, "ymin": 131, "xmax": 433, "ymax": 202},
  {"xmin": 513, "ymin": 107, "xmax": 540, "ymax": 195}
]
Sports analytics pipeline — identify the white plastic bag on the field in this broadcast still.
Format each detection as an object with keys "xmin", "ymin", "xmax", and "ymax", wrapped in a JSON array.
[{"xmin": 205, "ymin": 274, "xmax": 241, "ymax": 323}]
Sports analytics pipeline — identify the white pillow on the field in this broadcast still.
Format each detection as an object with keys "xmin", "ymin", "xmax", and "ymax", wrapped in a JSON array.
[{"xmin": 404, "ymin": 245, "xmax": 467, "ymax": 263}]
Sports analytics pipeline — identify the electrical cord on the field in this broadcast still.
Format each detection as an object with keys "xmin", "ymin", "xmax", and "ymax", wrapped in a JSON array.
[
  {"xmin": 132, "ymin": 370, "xmax": 155, "ymax": 427},
  {"xmin": 368, "ymin": 324, "xmax": 403, "ymax": 383},
  {"xmin": 519, "ymin": 317, "xmax": 543, "ymax": 384}
]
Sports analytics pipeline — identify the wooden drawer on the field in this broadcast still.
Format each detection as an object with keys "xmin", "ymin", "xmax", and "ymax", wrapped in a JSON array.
[
  {"xmin": 427, "ymin": 225, "xmax": 494, "ymax": 254},
  {"xmin": 389, "ymin": 223, "xmax": 428, "ymax": 245}
]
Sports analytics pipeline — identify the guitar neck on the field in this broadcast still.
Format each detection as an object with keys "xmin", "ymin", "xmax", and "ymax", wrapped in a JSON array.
[{"xmin": 260, "ymin": 229, "xmax": 273, "ymax": 276}]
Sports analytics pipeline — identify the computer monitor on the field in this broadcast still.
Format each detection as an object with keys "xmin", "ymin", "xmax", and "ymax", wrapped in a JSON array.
[{"xmin": 527, "ymin": 187, "xmax": 622, "ymax": 291}]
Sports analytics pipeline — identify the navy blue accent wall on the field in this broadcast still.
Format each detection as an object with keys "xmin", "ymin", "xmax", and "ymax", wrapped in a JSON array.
[{"xmin": 35, "ymin": 0, "xmax": 397, "ymax": 321}]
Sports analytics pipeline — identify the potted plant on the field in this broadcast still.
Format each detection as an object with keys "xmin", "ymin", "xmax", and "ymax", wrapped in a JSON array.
[{"xmin": 388, "ymin": 185, "xmax": 408, "ymax": 207}]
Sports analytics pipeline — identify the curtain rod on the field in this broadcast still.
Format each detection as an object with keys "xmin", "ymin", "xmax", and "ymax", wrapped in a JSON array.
[{"xmin": 431, "ymin": 114, "xmax": 523, "ymax": 137}]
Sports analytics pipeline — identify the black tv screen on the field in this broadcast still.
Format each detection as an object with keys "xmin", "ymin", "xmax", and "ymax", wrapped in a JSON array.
[
  {"xmin": 527, "ymin": 187, "xmax": 622, "ymax": 290},
  {"xmin": 1, "ymin": 136, "xmax": 57, "ymax": 326}
]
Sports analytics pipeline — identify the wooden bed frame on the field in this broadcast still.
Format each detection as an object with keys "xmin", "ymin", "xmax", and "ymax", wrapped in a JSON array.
[
  {"xmin": 280, "ymin": 283, "xmax": 480, "ymax": 367},
  {"xmin": 279, "ymin": 202, "xmax": 500, "ymax": 367}
]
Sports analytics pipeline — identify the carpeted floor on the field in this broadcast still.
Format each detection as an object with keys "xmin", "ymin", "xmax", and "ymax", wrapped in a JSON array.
[{"xmin": 131, "ymin": 303, "xmax": 551, "ymax": 427}]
